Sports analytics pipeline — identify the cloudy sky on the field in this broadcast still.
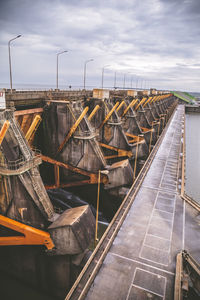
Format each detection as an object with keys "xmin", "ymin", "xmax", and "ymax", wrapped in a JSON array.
[{"xmin": 0, "ymin": 0, "xmax": 200, "ymax": 91}]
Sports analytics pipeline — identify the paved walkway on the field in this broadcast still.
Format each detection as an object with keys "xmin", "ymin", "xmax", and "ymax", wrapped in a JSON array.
[{"xmin": 85, "ymin": 105, "xmax": 200, "ymax": 300}]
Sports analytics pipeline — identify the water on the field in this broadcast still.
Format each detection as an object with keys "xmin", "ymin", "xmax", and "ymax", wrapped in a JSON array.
[{"xmin": 185, "ymin": 112, "xmax": 200, "ymax": 203}]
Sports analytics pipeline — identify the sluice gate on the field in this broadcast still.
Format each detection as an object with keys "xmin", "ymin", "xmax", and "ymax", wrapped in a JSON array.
[{"xmin": 1, "ymin": 88, "xmax": 196, "ymax": 299}]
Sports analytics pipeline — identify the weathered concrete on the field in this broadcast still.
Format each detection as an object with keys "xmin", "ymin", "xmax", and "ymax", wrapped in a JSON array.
[{"xmin": 4, "ymin": 89, "xmax": 92, "ymax": 108}]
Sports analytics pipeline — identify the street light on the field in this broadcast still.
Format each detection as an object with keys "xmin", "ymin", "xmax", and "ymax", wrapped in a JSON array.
[
  {"xmin": 8, "ymin": 35, "xmax": 22, "ymax": 93},
  {"xmin": 123, "ymin": 72, "xmax": 131, "ymax": 89},
  {"xmin": 123, "ymin": 73, "xmax": 126, "ymax": 89},
  {"xmin": 114, "ymin": 71, "xmax": 117, "ymax": 89},
  {"xmin": 136, "ymin": 77, "xmax": 138, "ymax": 89},
  {"xmin": 83, "ymin": 59, "xmax": 94, "ymax": 90},
  {"xmin": 56, "ymin": 50, "xmax": 68, "ymax": 89},
  {"xmin": 131, "ymin": 76, "xmax": 134, "ymax": 89},
  {"xmin": 101, "ymin": 65, "xmax": 110, "ymax": 89}
]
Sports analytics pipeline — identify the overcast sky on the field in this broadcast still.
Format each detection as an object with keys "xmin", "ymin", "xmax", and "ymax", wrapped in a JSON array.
[{"xmin": 0, "ymin": 0, "xmax": 200, "ymax": 92}]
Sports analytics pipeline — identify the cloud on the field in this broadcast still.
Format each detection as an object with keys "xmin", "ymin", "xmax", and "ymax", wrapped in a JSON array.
[{"xmin": 0, "ymin": 0, "xmax": 199, "ymax": 91}]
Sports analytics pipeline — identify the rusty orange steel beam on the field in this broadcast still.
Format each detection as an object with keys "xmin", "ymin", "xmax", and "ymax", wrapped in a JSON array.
[
  {"xmin": 0, "ymin": 214, "xmax": 54, "ymax": 250},
  {"xmin": 42, "ymin": 155, "xmax": 108, "ymax": 186},
  {"xmin": 98, "ymin": 102, "xmax": 119, "ymax": 129},
  {"xmin": 25, "ymin": 114, "xmax": 42, "ymax": 142},
  {"xmin": 99, "ymin": 142, "xmax": 133, "ymax": 158},
  {"xmin": 14, "ymin": 108, "xmax": 43, "ymax": 117},
  {"xmin": 156, "ymin": 95, "xmax": 163, "ymax": 101},
  {"xmin": 152, "ymin": 96, "xmax": 160, "ymax": 103},
  {"xmin": 57, "ymin": 106, "xmax": 89, "ymax": 154},
  {"xmin": 140, "ymin": 126, "xmax": 153, "ymax": 133},
  {"xmin": 88, "ymin": 105, "xmax": 100, "ymax": 121},
  {"xmin": 0, "ymin": 121, "xmax": 10, "ymax": 146},
  {"xmin": 116, "ymin": 100, "xmax": 126, "ymax": 113},
  {"xmin": 125, "ymin": 132, "xmax": 144, "ymax": 143},
  {"xmin": 121, "ymin": 99, "xmax": 138, "ymax": 117},
  {"xmin": 135, "ymin": 97, "xmax": 147, "ymax": 111},
  {"xmin": 143, "ymin": 97, "xmax": 154, "ymax": 108},
  {"xmin": 45, "ymin": 180, "xmax": 96, "ymax": 190}
]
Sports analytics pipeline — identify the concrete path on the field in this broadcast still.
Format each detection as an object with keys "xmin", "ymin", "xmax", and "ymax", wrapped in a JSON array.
[{"xmin": 85, "ymin": 105, "xmax": 200, "ymax": 300}]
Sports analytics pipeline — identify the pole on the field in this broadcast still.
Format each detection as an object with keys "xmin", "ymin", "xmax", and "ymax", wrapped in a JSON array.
[
  {"xmin": 133, "ymin": 135, "xmax": 140, "ymax": 180},
  {"xmin": 136, "ymin": 77, "xmax": 138, "ymax": 89},
  {"xmin": 56, "ymin": 50, "xmax": 68, "ymax": 90},
  {"xmin": 56, "ymin": 54, "xmax": 58, "ymax": 89},
  {"xmin": 101, "ymin": 65, "xmax": 110, "ymax": 90},
  {"xmin": 101, "ymin": 67, "xmax": 104, "ymax": 89},
  {"xmin": 123, "ymin": 74, "xmax": 126, "ymax": 89},
  {"xmin": 83, "ymin": 59, "xmax": 94, "ymax": 90},
  {"xmin": 149, "ymin": 122, "xmax": 154, "ymax": 154},
  {"xmin": 114, "ymin": 71, "xmax": 116, "ymax": 89},
  {"xmin": 8, "ymin": 35, "xmax": 21, "ymax": 93},
  {"xmin": 95, "ymin": 170, "xmax": 101, "ymax": 246},
  {"xmin": 83, "ymin": 61, "xmax": 86, "ymax": 90},
  {"xmin": 131, "ymin": 76, "xmax": 133, "ymax": 89},
  {"xmin": 8, "ymin": 42, "xmax": 12, "ymax": 93}
]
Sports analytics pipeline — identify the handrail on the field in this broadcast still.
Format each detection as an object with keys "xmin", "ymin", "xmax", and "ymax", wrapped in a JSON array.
[{"xmin": 0, "ymin": 149, "xmax": 41, "ymax": 171}]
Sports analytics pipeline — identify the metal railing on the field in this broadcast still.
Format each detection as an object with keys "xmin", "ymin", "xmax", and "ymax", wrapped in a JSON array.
[{"xmin": 0, "ymin": 149, "xmax": 41, "ymax": 174}]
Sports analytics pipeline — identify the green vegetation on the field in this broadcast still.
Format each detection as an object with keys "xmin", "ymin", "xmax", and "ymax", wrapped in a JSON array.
[
  {"xmin": 183, "ymin": 92, "xmax": 196, "ymax": 100},
  {"xmin": 171, "ymin": 91, "xmax": 197, "ymax": 104}
]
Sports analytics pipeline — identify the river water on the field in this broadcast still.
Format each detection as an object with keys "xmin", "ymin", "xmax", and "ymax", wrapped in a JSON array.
[{"xmin": 185, "ymin": 112, "xmax": 200, "ymax": 203}]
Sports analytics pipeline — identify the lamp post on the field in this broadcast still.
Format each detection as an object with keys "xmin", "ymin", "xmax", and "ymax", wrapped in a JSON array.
[
  {"xmin": 101, "ymin": 65, "xmax": 110, "ymax": 89},
  {"xmin": 123, "ymin": 72, "xmax": 131, "ymax": 89},
  {"xmin": 131, "ymin": 76, "xmax": 133, "ymax": 89},
  {"xmin": 83, "ymin": 59, "xmax": 94, "ymax": 90},
  {"xmin": 127, "ymin": 72, "xmax": 132, "ymax": 89},
  {"xmin": 114, "ymin": 71, "xmax": 117, "ymax": 89},
  {"xmin": 123, "ymin": 73, "xmax": 126, "ymax": 89},
  {"xmin": 56, "ymin": 50, "xmax": 68, "ymax": 89},
  {"xmin": 136, "ymin": 77, "xmax": 138, "ymax": 89},
  {"xmin": 8, "ymin": 35, "xmax": 22, "ymax": 93}
]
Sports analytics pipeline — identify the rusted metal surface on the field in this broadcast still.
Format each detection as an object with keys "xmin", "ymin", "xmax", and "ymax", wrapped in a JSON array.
[
  {"xmin": 42, "ymin": 154, "xmax": 108, "ymax": 188},
  {"xmin": 99, "ymin": 142, "xmax": 133, "ymax": 159},
  {"xmin": 14, "ymin": 107, "xmax": 44, "ymax": 116},
  {"xmin": 25, "ymin": 114, "xmax": 42, "ymax": 144},
  {"xmin": 135, "ymin": 97, "xmax": 147, "ymax": 111},
  {"xmin": 88, "ymin": 105, "xmax": 100, "ymax": 121},
  {"xmin": 121, "ymin": 99, "xmax": 137, "ymax": 117},
  {"xmin": 98, "ymin": 102, "xmax": 119, "ymax": 129},
  {"xmin": 0, "ymin": 120, "xmax": 10, "ymax": 145}
]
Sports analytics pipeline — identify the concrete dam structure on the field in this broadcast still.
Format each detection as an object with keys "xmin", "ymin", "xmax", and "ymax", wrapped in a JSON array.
[{"xmin": 0, "ymin": 88, "xmax": 199, "ymax": 299}]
